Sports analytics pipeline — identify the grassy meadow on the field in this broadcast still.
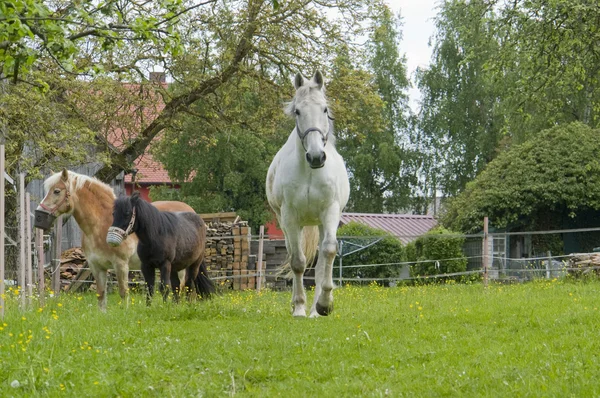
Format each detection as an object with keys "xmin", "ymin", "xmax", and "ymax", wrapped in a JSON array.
[{"xmin": 1, "ymin": 279, "xmax": 600, "ymax": 397}]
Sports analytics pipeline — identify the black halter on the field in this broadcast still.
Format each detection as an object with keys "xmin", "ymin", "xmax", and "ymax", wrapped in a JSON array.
[{"xmin": 295, "ymin": 113, "xmax": 335, "ymax": 152}]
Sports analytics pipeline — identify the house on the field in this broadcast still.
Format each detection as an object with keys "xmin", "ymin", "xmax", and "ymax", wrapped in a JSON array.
[
  {"xmin": 266, "ymin": 212, "xmax": 438, "ymax": 244},
  {"xmin": 339, "ymin": 213, "xmax": 438, "ymax": 244},
  {"xmin": 122, "ymin": 152, "xmax": 178, "ymax": 201}
]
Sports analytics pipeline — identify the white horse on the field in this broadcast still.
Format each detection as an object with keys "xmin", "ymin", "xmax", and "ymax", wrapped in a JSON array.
[{"xmin": 266, "ymin": 71, "xmax": 350, "ymax": 318}]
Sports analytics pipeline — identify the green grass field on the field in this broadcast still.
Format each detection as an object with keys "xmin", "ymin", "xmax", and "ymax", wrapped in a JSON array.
[{"xmin": 1, "ymin": 279, "xmax": 600, "ymax": 397}]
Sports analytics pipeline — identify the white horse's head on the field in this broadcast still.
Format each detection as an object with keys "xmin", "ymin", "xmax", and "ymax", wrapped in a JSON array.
[{"xmin": 286, "ymin": 70, "xmax": 332, "ymax": 169}]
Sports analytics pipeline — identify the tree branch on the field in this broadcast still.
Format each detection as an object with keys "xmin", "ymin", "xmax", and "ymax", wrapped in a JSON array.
[{"xmin": 93, "ymin": 2, "xmax": 261, "ymax": 183}]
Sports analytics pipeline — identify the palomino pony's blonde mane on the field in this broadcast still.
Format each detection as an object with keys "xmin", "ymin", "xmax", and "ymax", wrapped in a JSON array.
[{"xmin": 44, "ymin": 170, "xmax": 116, "ymax": 199}]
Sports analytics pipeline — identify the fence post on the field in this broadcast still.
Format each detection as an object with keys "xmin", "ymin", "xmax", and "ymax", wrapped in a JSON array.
[
  {"xmin": 338, "ymin": 240, "xmax": 343, "ymax": 286},
  {"xmin": 26, "ymin": 192, "xmax": 33, "ymax": 304},
  {"xmin": 546, "ymin": 251, "xmax": 552, "ymax": 279},
  {"xmin": 256, "ymin": 225, "xmax": 264, "ymax": 291},
  {"xmin": 53, "ymin": 215, "xmax": 63, "ymax": 295},
  {"xmin": 483, "ymin": 217, "xmax": 489, "ymax": 288},
  {"xmin": 36, "ymin": 228, "xmax": 44, "ymax": 307},
  {"xmin": 19, "ymin": 173, "xmax": 26, "ymax": 310},
  {"xmin": 0, "ymin": 145, "xmax": 4, "ymax": 319}
]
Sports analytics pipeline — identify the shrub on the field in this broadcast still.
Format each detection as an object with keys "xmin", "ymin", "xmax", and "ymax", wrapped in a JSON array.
[
  {"xmin": 408, "ymin": 226, "xmax": 468, "ymax": 282},
  {"xmin": 337, "ymin": 222, "xmax": 404, "ymax": 281}
]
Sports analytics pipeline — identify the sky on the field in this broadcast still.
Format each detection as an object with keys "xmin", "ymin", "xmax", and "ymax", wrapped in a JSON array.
[{"xmin": 385, "ymin": 0, "xmax": 440, "ymax": 111}]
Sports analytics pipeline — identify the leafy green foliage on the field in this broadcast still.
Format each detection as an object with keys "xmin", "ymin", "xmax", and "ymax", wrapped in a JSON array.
[
  {"xmin": 417, "ymin": 0, "xmax": 600, "ymax": 198},
  {"xmin": 150, "ymin": 75, "xmax": 289, "ymax": 228},
  {"xmin": 0, "ymin": 75, "xmax": 98, "ymax": 180},
  {"xmin": 407, "ymin": 226, "xmax": 467, "ymax": 280},
  {"xmin": 337, "ymin": 222, "xmax": 404, "ymax": 280},
  {"xmin": 441, "ymin": 123, "xmax": 600, "ymax": 235},
  {"xmin": 0, "ymin": 0, "xmax": 185, "ymax": 84},
  {"xmin": 330, "ymin": 5, "xmax": 416, "ymax": 213}
]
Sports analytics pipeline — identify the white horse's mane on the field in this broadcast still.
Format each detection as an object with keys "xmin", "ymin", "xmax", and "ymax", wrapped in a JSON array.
[{"xmin": 44, "ymin": 170, "xmax": 115, "ymax": 198}]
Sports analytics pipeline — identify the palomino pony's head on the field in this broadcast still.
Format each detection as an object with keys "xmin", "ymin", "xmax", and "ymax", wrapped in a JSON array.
[
  {"xmin": 106, "ymin": 192, "xmax": 140, "ymax": 247},
  {"xmin": 35, "ymin": 169, "xmax": 115, "ymax": 230},
  {"xmin": 285, "ymin": 70, "xmax": 334, "ymax": 169}
]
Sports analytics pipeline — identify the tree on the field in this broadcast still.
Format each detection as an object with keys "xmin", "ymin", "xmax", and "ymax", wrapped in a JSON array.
[
  {"xmin": 441, "ymin": 123, "xmax": 600, "ymax": 238},
  {"xmin": 150, "ymin": 74, "xmax": 289, "ymax": 228},
  {"xmin": 416, "ymin": 0, "xmax": 600, "ymax": 198},
  {"xmin": 1, "ymin": 1, "xmax": 376, "ymax": 185},
  {"xmin": 329, "ymin": 5, "xmax": 414, "ymax": 213},
  {"xmin": 0, "ymin": 0, "xmax": 190, "ymax": 84},
  {"xmin": 416, "ymin": 0, "xmax": 503, "ymax": 198}
]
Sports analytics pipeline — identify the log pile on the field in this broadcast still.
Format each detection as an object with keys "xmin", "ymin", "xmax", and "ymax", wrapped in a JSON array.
[
  {"xmin": 204, "ymin": 221, "xmax": 263, "ymax": 290},
  {"xmin": 58, "ymin": 247, "xmax": 93, "ymax": 292},
  {"xmin": 567, "ymin": 253, "xmax": 600, "ymax": 276}
]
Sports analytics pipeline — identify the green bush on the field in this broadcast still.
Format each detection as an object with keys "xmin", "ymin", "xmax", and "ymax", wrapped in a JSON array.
[
  {"xmin": 337, "ymin": 222, "xmax": 405, "ymax": 281},
  {"xmin": 408, "ymin": 226, "xmax": 467, "ymax": 282}
]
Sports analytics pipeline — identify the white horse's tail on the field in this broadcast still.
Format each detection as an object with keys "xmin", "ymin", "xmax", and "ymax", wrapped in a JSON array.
[{"xmin": 277, "ymin": 226, "xmax": 319, "ymax": 279}]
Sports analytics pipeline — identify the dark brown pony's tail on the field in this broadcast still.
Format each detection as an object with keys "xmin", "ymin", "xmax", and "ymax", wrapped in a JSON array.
[{"xmin": 195, "ymin": 260, "xmax": 216, "ymax": 299}]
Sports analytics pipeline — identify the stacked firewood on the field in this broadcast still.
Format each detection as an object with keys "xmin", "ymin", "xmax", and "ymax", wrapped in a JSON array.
[
  {"xmin": 567, "ymin": 253, "xmax": 600, "ymax": 276},
  {"xmin": 59, "ymin": 248, "xmax": 93, "ymax": 291},
  {"xmin": 204, "ymin": 221, "xmax": 258, "ymax": 290}
]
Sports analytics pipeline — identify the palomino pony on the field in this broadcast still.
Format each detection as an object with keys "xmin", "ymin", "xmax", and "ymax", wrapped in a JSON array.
[
  {"xmin": 34, "ymin": 169, "xmax": 193, "ymax": 311},
  {"xmin": 266, "ymin": 71, "xmax": 350, "ymax": 318},
  {"xmin": 107, "ymin": 191, "xmax": 214, "ymax": 304}
]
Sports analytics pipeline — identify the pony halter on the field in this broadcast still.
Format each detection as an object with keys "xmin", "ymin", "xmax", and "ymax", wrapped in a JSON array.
[
  {"xmin": 106, "ymin": 207, "xmax": 137, "ymax": 247},
  {"xmin": 34, "ymin": 185, "xmax": 71, "ymax": 230},
  {"xmin": 39, "ymin": 186, "xmax": 71, "ymax": 215}
]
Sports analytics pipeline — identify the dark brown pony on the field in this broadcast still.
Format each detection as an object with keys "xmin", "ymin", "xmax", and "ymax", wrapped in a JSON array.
[{"xmin": 107, "ymin": 191, "xmax": 214, "ymax": 304}]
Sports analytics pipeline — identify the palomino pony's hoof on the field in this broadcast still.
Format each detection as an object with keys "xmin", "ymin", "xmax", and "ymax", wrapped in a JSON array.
[{"xmin": 315, "ymin": 302, "xmax": 333, "ymax": 316}]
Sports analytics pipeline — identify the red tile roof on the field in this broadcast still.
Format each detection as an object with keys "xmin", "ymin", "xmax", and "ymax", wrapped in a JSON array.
[
  {"xmin": 103, "ymin": 82, "xmax": 173, "ymax": 184},
  {"xmin": 340, "ymin": 213, "xmax": 438, "ymax": 244},
  {"xmin": 124, "ymin": 152, "xmax": 172, "ymax": 184}
]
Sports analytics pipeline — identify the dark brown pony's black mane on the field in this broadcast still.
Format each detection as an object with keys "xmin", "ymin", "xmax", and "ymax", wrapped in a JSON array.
[{"xmin": 120, "ymin": 193, "xmax": 197, "ymax": 245}]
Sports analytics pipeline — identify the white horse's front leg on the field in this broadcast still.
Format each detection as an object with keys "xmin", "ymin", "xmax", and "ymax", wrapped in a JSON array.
[
  {"xmin": 284, "ymin": 222, "xmax": 307, "ymax": 317},
  {"xmin": 311, "ymin": 209, "xmax": 340, "ymax": 317},
  {"xmin": 309, "ymin": 228, "xmax": 326, "ymax": 318}
]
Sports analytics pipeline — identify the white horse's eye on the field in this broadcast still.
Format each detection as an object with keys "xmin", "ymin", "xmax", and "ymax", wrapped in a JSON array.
[
  {"xmin": 295, "ymin": 109, "xmax": 300, "ymax": 116},
  {"xmin": 54, "ymin": 189, "xmax": 61, "ymax": 195},
  {"xmin": 323, "ymin": 108, "xmax": 328, "ymax": 113}
]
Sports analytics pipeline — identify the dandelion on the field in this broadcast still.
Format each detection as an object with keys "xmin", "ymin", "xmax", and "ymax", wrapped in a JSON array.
[
  {"xmin": 21, "ymin": 316, "xmax": 26, "ymax": 321},
  {"xmin": 57, "ymin": 303, "xmax": 63, "ymax": 307}
]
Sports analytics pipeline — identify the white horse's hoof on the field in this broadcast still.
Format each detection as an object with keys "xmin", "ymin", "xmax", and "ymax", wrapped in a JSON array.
[
  {"xmin": 316, "ymin": 301, "xmax": 333, "ymax": 316},
  {"xmin": 292, "ymin": 305, "xmax": 306, "ymax": 317},
  {"xmin": 309, "ymin": 311, "xmax": 320, "ymax": 318}
]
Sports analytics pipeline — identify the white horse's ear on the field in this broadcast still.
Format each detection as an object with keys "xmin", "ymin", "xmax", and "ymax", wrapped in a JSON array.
[
  {"xmin": 313, "ymin": 70, "xmax": 324, "ymax": 89},
  {"xmin": 61, "ymin": 168, "xmax": 69, "ymax": 181},
  {"xmin": 294, "ymin": 73, "xmax": 305, "ymax": 90}
]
